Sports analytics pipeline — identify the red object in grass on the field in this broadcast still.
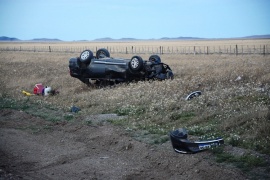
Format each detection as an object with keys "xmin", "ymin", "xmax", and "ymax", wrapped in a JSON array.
[{"xmin": 33, "ymin": 83, "xmax": 44, "ymax": 95}]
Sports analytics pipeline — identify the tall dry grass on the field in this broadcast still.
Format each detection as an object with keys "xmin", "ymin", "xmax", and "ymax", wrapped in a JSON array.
[{"xmin": 0, "ymin": 46, "xmax": 270, "ymax": 154}]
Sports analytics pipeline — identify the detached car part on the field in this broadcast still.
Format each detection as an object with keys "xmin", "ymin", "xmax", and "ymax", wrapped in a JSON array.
[
  {"xmin": 170, "ymin": 128, "xmax": 224, "ymax": 154},
  {"xmin": 185, "ymin": 91, "xmax": 202, "ymax": 100},
  {"xmin": 69, "ymin": 48, "xmax": 174, "ymax": 86}
]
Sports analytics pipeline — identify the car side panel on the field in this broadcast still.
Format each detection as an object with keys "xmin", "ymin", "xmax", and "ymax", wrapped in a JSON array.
[
  {"xmin": 86, "ymin": 61, "xmax": 106, "ymax": 78},
  {"xmin": 91, "ymin": 59, "xmax": 128, "ymax": 80}
]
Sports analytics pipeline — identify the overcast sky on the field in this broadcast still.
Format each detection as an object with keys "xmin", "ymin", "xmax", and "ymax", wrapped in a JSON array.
[{"xmin": 0, "ymin": 0, "xmax": 269, "ymax": 41}]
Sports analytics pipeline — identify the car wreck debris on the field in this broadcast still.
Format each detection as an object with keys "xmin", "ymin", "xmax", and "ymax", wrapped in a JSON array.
[
  {"xmin": 185, "ymin": 91, "xmax": 202, "ymax": 100},
  {"xmin": 70, "ymin": 106, "xmax": 81, "ymax": 113},
  {"xmin": 170, "ymin": 128, "xmax": 224, "ymax": 154}
]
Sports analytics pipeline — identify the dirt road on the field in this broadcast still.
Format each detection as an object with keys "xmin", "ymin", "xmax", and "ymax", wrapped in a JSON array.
[{"xmin": 0, "ymin": 109, "xmax": 246, "ymax": 180}]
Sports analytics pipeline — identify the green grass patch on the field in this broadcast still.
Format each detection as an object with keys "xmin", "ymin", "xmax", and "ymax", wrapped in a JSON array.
[
  {"xmin": 27, "ymin": 109, "xmax": 62, "ymax": 122},
  {"xmin": 212, "ymin": 147, "xmax": 268, "ymax": 172},
  {"xmin": 107, "ymin": 118, "xmax": 128, "ymax": 126},
  {"xmin": 231, "ymin": 94, "xmax": 270, "ymax": 105},
  {"xmin": 64, "ymin": 114, "xmax": 74, "ymax": 121},
  {"xmin": 115, "ymin": 105, "xmax": 146, "ymax": 116},
  {"xmin": 188, "ymin": 124, "xmax": 216, "ymax": 136},
  {"xmin": 170, "ymin": 111, "xmax": 195, "ymax": 122},
  {"xmin": 153, "ymin": 135, "xmax": 169, "ymax": 144},
  {"xmin": 0, "ymin": 97, "xmax": 31, "ymax": 110},
  {"xmin": 1, "ymin": 97, "xmax": 66, "ymax": 123}
]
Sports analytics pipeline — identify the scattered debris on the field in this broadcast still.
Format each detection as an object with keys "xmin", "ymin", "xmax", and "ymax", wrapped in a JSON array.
[
  {"xmin": 43, "ymin": 86, "xmax": 52, "ymax": 96},
  {"xmin": 234, "ymin": 76, "xmax": 242, "ymax": 81},
  {"xmin": 33, "ymin": 83, "xmax": 44, "ymax": 95},
  {"xmin": 185, "ymin": 91, "xmax": 202, "ymax": 100},
  {"xmin": 22, "ymin": 90, "xmax": 35, "ymax": 96},
  {"xmin": 170, "ymin": 128, "xmax": 224, "ymax": 154},
  {"xmin": 71, "ymin": 106, "xmax": 81, "ymax": 113},
  {"xmin": 22, "ymin": 83, "xmax": 59, "ymax": 97},
  {"xmin": 41, "ymin": 85, "xmax": 59, "ymax": 96}
]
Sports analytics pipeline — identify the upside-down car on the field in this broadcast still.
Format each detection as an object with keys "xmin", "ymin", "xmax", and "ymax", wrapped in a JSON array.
[{"xmin": 69, "ymin": 48, "xmax": 173, "ymax": 86}]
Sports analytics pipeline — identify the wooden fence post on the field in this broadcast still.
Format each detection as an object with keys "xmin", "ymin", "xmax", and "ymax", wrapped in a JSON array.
[
  {"xmin": 49, "ymin": 46, "xmax": 51, "ymax": 52},
  {"xmin": 236, "ymin": 45, "xmax": 238, "ymax": 56},
  {"xmin": 263, "ymin": 45, "xmax": 266, "ymax": 56}
]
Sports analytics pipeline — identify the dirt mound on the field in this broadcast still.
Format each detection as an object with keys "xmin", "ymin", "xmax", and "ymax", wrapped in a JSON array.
[{"xmin": 0, "ymin": 109, "xmax": 246, "ymax": 180}]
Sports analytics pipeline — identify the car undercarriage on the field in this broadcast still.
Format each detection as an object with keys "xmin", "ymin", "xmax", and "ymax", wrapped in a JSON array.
[{"xmin": 69, "ymin": 48, "xmax": 174, "ymax": 86}]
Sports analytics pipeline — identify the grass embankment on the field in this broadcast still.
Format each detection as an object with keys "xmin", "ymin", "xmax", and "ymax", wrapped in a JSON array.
[{"xmin": 0, "ymin": 49, "xmax": 270, "ymax": 176}]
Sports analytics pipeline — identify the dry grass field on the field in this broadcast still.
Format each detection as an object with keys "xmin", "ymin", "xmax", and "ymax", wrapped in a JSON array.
[
  {"xmin": 1, "ymin": 38, "xmax": 270, "ymax": 47},
  {"xmin": 1, "ymin": 39, "xmax": 270, "ymax": 54},
  {"xmin": 1, "ymin": 40, "xmax": 270, "ymax": 179}
]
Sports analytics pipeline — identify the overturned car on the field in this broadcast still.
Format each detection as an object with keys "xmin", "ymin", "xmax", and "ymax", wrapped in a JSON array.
[{"xmin": 69, "ymin": 48, "xmax": 173, "ymax": 86}]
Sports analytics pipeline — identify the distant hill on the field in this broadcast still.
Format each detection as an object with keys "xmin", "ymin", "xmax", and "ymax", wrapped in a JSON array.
[
  {"xmin": 1, "ymin": 35, "xmax": 270, "ymax": 42},
  {"xmin": 160, "ymin": 36, "xmax": 204, "ymax": 40},
  {"xmin": 0, "ymin": 36, "xmax": 62, "ymax": 42},
  {"xmin": 31, "ymin": 38, "xmax": 62, "ymax": 42},
  {"xmin": 93, "ymin": 37, "xmax": 138, "ymax": 41},
  {"xmin": 93, "ymin": 37, "xmax": 114, "ymax": 41},
  {"xmin": 0, "ymin": 36, "xmax": 21, "ymax": 41},
  {"xmin": 241, "ymin": 35, "xmax": 270, "ymax": 39},
  {"xmin": 93, "ymin": 37, "xmax": 203, "ymax": 41}
]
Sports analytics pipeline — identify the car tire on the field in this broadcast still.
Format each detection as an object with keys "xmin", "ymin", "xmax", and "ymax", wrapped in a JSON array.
[
  {"xmin": 80, "ymin": 50, "xmax": 94, "ymax": 64},
  {"xmin": 149, "ymin": 55, "xmax": 161, "ymax": 64},
  {"xmin": 185, "ymin": 91, "xmax": 202, "ymax": 100},
  {"xmin": 129, "ymin": 56, "xmax": 143, "ymax": 71},
  {"xmin": 96, "ymin": 48, "xmax": 110, "ymax": 59}
]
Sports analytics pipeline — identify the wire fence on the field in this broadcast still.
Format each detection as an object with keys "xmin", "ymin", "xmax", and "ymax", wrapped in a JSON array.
[{"xmin": 0, "ymin": 45, "xmax": 269, "ymax": 55}]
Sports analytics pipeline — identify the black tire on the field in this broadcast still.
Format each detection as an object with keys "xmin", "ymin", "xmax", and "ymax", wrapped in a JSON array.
[
  {"xmin": 80, "ymin": 50, "xmax": 93, "ymax": 64},
  {"xmin": 96, "ymin": 48, "xmax": 110, "ymax": 59},
  {"xmin": 149, "ymin": 55, "xmax": 161, "ymax": 64},
  {"xmin": 129, "ymin": 56, "xmax": 143, "ymax": 71}
]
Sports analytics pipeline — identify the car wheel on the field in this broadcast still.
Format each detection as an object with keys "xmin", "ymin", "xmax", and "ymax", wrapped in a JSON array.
[
  {"xmin": 149, "ymin": 55, "xmax": 161, "ymax": 64},
  {"xmin": 80, "ymin": 50, "xmax": 93, "ymax": 64},
  {"xmin": 129, "ymin": 56, "xmax": 143, "ymax": 71},
  {"xmin": 185, "ymin": 91, "xmax": 202, "ymax": 100},
  {"xmin": 96, "ymin": 48, "xmax": 110, "ymax": 59}
]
